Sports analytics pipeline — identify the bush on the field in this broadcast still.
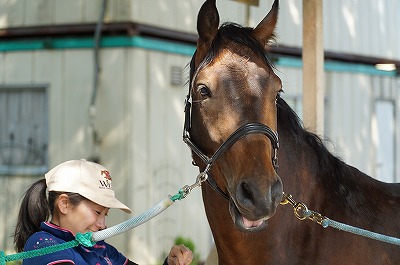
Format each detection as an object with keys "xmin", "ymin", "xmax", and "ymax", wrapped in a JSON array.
[{"xmin": 174, "ymin": 236, "xmax": 201, "ymax": 265}]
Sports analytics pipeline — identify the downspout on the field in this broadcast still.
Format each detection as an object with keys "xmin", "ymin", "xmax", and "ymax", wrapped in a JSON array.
[{"xmin": 89, "ymin": 0, "xmax": 108, "ymax": 162}]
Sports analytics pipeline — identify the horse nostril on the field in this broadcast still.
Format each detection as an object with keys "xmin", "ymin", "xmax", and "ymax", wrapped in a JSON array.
[
  {"xmin": 238, "ymin": 181, "xmax": 255, "ymax": 207},
  {"xmin": 235, "ymin": 176, "xmax": 283, "ymax": 215},
  {"xmin": 237, "ymin": 179, "xmax": 267, "ymax": 212}
]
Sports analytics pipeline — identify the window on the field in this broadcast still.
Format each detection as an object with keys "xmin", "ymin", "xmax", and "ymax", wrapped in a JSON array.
[{"xmin": 0, "ymin": 85, "xmax": 48, "ymax": 175}]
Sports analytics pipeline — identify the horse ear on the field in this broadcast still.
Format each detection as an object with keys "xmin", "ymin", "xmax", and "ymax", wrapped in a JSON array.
[
  {"xmin": 197, "ymin": 0, "xmax": 219, "ymax": 44},
  {"xmin": 252, "ymin": 0, "xmax": 279, "ymax": 47},
  {"xmin": 195, "ymin": 0, "xmax": 219, "ymax": 66}
]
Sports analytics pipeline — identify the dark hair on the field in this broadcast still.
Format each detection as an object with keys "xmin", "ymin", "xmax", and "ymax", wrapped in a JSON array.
[{"xmin": 14, "ymin": 179, "xmax": 85, "ymax": 252}]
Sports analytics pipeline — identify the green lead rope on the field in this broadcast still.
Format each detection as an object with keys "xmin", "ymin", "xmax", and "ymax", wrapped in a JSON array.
[{"xmin": 0, "ymin": 232, "xmax": 94, "ymax": 265}]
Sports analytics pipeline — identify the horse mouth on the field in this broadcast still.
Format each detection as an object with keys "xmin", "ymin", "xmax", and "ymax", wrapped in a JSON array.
[{"xmin": 229, "ymin": 200, "xmax": 268, "ymax": 232}]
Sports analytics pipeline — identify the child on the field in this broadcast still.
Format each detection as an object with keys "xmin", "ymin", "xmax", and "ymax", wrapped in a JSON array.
[{"xmin": 14, "ymin": 159, "xmax": 193, "ymax": 265}]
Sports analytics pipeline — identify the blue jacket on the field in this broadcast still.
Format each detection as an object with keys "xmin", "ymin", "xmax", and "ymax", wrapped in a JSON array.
[{"xmin": 23, "ymin": 222, "xmax": 132, "ymax": 265}]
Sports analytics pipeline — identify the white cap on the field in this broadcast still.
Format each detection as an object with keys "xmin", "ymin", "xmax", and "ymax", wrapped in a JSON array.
[{"xmin": 45, "ymin": 159, "xmax": 131, "ymax": 213}]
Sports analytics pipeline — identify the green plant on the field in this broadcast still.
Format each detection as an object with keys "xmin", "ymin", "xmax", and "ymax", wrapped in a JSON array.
[{"xmin": 174, "ymin": 236, "xmax": 201, "ymax": 265}]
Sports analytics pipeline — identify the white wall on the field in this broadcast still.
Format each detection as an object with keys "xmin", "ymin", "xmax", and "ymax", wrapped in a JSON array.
[
  {"xmin": 0, "ymin": 47, "xmax": 213, "ymax": 262},
  {"xmin": 1, "ymin": 0, "xmax": 399, "ymax": 60}
]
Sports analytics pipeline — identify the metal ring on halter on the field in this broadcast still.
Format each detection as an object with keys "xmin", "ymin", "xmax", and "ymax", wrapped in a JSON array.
[
  {"xmin": 294, "ymin": 202, "xmax": 310, "ymax": 220},
  {"xmin": 180, "ymin": 168, "xmax": 210, "ymax": 198},
  {"xmin": 196, "ymin": 171, "xmax": 209, "ymax": 184}
]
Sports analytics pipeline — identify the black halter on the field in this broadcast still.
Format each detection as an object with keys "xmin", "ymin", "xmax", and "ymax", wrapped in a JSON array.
[{"xmin": 182, "ymin": 93, "xmax": 280, "ymax": 200}]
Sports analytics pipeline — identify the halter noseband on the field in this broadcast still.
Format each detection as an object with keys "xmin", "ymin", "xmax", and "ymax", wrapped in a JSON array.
[{"xmin": 182, "ymin": 94, "xmax": 280, "ymax": 199}]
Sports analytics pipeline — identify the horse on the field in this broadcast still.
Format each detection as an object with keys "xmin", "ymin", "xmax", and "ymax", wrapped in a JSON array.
[{"xmin": 182, "ymin": 0, "xmax": 400, "ymax": 264}]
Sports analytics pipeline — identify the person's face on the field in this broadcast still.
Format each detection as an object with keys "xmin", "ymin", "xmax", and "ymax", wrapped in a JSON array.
[{"xmin": 63, "ymin": 198, "xmax": 109, "ymax": 235}]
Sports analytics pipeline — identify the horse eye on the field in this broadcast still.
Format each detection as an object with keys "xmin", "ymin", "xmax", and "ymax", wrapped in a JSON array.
[
  {"xmin": 198, "ymin": 85, "xmax": 211, "ymax": 97},
  {"xmin": 275, "ymin": 89, "xmax": 283, "ymax": 103},
  {"xmin": 277, "ymin": 89, "xmax": 284, "ymax": 99}
]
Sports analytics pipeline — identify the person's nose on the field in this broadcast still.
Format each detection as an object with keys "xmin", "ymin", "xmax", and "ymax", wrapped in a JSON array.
[{"xmin": 96, "ymin": 216, "xmax": 107, "ymax": 230}]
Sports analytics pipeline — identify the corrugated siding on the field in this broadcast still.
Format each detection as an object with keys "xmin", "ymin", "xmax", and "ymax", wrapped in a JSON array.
[
  {"xmin": 0, "ymin": 175, "xmax": 41, "ymax": 253},
  {"xmin": 125, "ymin": 49, "xmax": 211, "ymax": 263},
  {"xmin": 326, "ymin": 72, "xmax": 400, "ymax": 182},
  {"xmin": 322, "ymin": 0, "xmax": 400, "ymax": 59},
  {"xmin": 252, "ymin": 0, "xmax": 400, "ymax": 60},
  {"xmin": 0, "ymin": 48, "xmax": 212, "ymax": 262},
  {"xmin": 1, "ymin": 0, "xmax": 399, "ymax": 58}
]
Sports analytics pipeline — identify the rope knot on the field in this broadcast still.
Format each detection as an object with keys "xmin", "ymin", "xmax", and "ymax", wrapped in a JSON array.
[
  {"xmin": 170, "ymin": 188, "xmax": 186, "ymax": 201},
  {"xmin": 75, "ymin": 232, "xmax": 96, "ymax": 248}
]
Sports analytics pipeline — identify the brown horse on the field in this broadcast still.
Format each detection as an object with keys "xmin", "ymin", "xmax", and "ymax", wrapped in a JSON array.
[{"xmin": 183, "ymin": 0, "xmax": 400, "ymax": 264}]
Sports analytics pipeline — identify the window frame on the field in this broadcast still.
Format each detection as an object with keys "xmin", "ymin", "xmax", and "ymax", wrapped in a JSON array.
[{"xmin": 0, "ymin": 84, "xmax": 49, "ymax": 176}]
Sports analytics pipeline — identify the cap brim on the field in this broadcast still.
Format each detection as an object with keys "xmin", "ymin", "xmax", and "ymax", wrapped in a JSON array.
[{"xmin": 80, "ymin": 192, "xmax": 132, "ymax": 213}]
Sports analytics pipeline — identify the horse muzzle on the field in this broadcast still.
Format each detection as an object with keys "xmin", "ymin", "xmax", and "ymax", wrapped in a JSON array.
[{"xmin": 229, "ymin": 175, "xmax": 283, "ymax": 232}]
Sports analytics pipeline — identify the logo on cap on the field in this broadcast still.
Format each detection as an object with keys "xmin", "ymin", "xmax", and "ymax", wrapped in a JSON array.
[
  {"xmin": 99, "ymin": 170, "xmax": 113, "ymax": 189},
  {"xmin": 101, "ymin": 170, "xmax": 112, "ymax": 180}
]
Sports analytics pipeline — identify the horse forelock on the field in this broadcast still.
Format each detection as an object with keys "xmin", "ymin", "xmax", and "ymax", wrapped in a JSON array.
[{"xmin": 189, "ymin": 22, "xmax": 276, "ymax": 88}]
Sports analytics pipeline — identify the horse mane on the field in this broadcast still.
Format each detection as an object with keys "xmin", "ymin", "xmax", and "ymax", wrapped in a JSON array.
[
  {"xmin": 277, "ymin": 97, "xmax": 400, "ymax": 224},
  {"xmin": 276, "ymin": 97, "xmax": 355, "ymax": 201}
]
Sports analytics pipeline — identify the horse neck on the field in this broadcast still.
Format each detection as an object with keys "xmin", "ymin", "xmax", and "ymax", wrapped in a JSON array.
[
  {"xmin": 201, "ymin": 126, "xmax": 400, "ymax": 264},
  {"xmin": 277, "ymin": 127, "xmax": 328, "ymax": 206}
]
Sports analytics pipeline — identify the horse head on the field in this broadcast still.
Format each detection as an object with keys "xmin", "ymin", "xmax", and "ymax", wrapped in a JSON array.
[{"xmin": 186, "ymin": 0, "xmax": 283, "ymax": 232}]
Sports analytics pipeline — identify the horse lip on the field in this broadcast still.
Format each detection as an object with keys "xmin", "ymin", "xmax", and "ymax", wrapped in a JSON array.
[{"xmin": 229, "ymin": 200, "xmax": 268, "ymax": 232}]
